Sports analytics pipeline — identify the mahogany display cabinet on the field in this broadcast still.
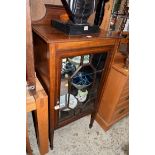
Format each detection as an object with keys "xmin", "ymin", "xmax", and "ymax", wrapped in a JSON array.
[{"xmin": 32, "ymin": 24, "xmax": 120, "ymax": 148}]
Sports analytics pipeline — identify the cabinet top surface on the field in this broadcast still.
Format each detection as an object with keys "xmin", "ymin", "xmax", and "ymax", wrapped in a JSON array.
[{"xmin": 32, "ymin": 25, "xmax": 121, "ymax": 44}]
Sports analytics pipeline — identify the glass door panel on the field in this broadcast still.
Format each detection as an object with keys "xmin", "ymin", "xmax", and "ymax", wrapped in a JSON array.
[{"xmin": 59, "ymin": 52, "xmax": 108, "ymax": 122}]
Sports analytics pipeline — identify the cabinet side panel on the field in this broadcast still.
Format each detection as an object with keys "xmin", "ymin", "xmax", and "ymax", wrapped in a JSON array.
[{"xmin": 33, "ymin": 32, "xmax": 50, "ymax": 93}]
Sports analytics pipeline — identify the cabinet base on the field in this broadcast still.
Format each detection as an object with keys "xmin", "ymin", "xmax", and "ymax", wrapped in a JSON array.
[{"xmin": 95, "ymin": 113, "xmax": 128, "ymax": 131}]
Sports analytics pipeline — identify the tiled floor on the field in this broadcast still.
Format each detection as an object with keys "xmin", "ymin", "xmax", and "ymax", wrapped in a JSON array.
[{"xmin": 28, "ymin": 113, "xmax": 129, "ymax": 155}]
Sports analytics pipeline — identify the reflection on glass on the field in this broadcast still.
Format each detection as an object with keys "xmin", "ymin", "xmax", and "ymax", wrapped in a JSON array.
[
  {"xmin": 59, "ymin": 52, "xmax": 107, "ymax": 122},
  {"xmin": 109, "ymin": 0, "xmax": 129, "ymax": 32}
]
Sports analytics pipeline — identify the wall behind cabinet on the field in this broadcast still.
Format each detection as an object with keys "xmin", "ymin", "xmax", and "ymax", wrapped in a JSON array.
[{"xmin": 29, "ymin": 0, "xmax": 95, "ymax": 24}]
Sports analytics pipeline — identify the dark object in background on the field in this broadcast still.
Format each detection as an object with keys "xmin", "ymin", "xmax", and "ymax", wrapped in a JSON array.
[
  {"xmin": 61, "ymin": 61, "xmax": 76, "ymax": 76},
  {"xmin": 52, "ymin": 0, "xmax": 104, "ymax": 35},
  {"xmin": 62, "ymin": 0, "xmax": 98, "ymax": 25},
  {"xmin": 92, "ymin": 53, "xmax": 107, "ymax": 71},
  {"xmin": 52, "ymin": 20, "xmax": 99, "ymax": 35},
  {"xmin": 122, "ymin": 144, "xmax": 129, "ymax": 155},
  {"xmin": 61, "ymin": 0, "xmax": 75, "ymax": 23},
  {"xmin": 94, "ymin": 0, "xmax": 108, "ymax": 26}
]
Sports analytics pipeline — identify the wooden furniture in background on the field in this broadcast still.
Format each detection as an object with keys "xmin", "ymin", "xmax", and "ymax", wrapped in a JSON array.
[
  {"xmin": 96, "ymin": 38, "xmax": 129, "ymax": 131},
  {"xmin": 108, "ymin": 0, "xmax": 129, "ymax": 33},
  {"xmin": 26, "ymin": 78, "xmax": 49, "ymax": 155},
  {"xmin": 26, "ymin": 0, "xmax": 36, "ymax": 91},
  {"xmin": 32, "ymin": 4, "xmax": 66, "ymax": 25},
  {"xmin": 29, "ymin": 0, "xmax": 46, "ymax": 22},
  {"xmin": 100, "ymin": 0, "xmax": 114, "ymax": 31}
]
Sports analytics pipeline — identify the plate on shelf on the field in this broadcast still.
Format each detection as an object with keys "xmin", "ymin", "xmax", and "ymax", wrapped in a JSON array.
[
  {"xmin": 60, "ymin": 94, "xmax": 77, "ymax": 111},
  {"xmin": 68, "ymin": 55, "xmax": 90, "ymax": 65}
]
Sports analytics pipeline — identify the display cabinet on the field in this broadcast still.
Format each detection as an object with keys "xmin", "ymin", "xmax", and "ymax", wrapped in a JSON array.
[{"xmin": 32, "ymin": 24, "xmax": 120, "ymax": 148}]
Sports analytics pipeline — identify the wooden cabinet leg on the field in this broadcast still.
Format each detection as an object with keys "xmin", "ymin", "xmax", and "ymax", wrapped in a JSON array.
[
  {"xmin": 35, "ymin": 92, "xmax": 49, "ymax": 155},
  {"xmin": 49, "ymin": 128, "xmax": 54, "ymax": 150},
  {"xmin": 89, "ymin": 113, "xmax": 95, "ymax": 128}
]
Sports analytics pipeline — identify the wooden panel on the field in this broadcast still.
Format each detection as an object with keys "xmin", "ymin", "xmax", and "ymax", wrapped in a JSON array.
[
  {"xmin": 123, "ymin": 80, "xmax": 129, "ymax": 90},
  {"xmin": 120, "ymin": 38, "xmax": 129, "ymax": 44},
  {"xmin": 26, "ymin": 78, "xmax": 48, "ymax": 112},
  {"xmin": 26, "ymin": 0, "xmax": 36, "ymax": 89},
  {"xmin": 113, "ymin": 51, "xmax": 129, "ymax": 76},
  {"xmin": 55, "ymin": 40, "xmax": 115, "ymax": 51},
  {"xmin": 118, "ymin": 95, "xmax": 129, "ymax": 105},
  {"xmin": 100, "ymin": 0, "xmax": 114, "ymax": 31},
  {"xmin": 27, "ymin": 78, "xmax": 49, "ymax": 154},
  {"xmin": 114, "ymin": 104, "xmax": 128, "ymax": 115},
  {"xmin": 116, "ymin": 78, "xmax": 129, "ymax": 110},
  {"xmin": 117, "ymin": 100, "xmax": 128, "ymax": 109},
  {"xmin": 34, "ymin": 90, "xmax": 48, "ymax": 155},
  {"xmin": 26, "ymin": 100, "xmax": 36, "ymax": 113},
  {"xmin": 32, "ymin": 4, "xmax": 66, "ymax": 25},
  {"xmin": 120, "ymin": 79, "xmax": 129, "ymax": 97},
  {"xmin": 32, "ymin": 25, "xmax": 121, "ymax": 44},
  {"xmin": 26, "ymin": 88, "xmax": 36, "ymax": 112},
  {"xmin": 118, "ymin": 80, "xmax": 129, "ymax": 100},
  {"xmin": 33, "ymin": 32, "xmax": 50, "ymax": 92},
  {"xmin": 95, "ymin": 113, "xmax": 110, "ymax": 131},
  {"xmin": 112, "ymin": 105, "xmax": 129, "ymax": 121},
  {"xmin": 97, "ymin": 67, "xmax": 128, "ymax": 123},
  {"xmin": 121, "ymin": 90, "xmax": 129, "ymax": 98}
]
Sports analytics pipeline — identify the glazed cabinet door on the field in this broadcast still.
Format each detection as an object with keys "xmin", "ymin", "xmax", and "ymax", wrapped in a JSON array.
[{"xmin": 54, "ymin": 46, "xmax": 114, "ymax": 128}]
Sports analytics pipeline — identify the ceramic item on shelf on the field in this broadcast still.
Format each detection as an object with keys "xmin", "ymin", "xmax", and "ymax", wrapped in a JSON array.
[
  {"xmin": 68, "ymin": 55, "xmax": 90, "ymax": 65},
  {"xmin": 60, "ymin": 94, "xmax": 77, "ymax": 111},
  {"xmin": 71, "ymin": 72, "xmax": 93, "ymax": 89},
  {"xmin": 61, "ymin": 61, "xmax": 76, "ymax": 76},
  {"xmin": 76, "ymin": 89, "xmax": 88, "ymax": 102}
]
